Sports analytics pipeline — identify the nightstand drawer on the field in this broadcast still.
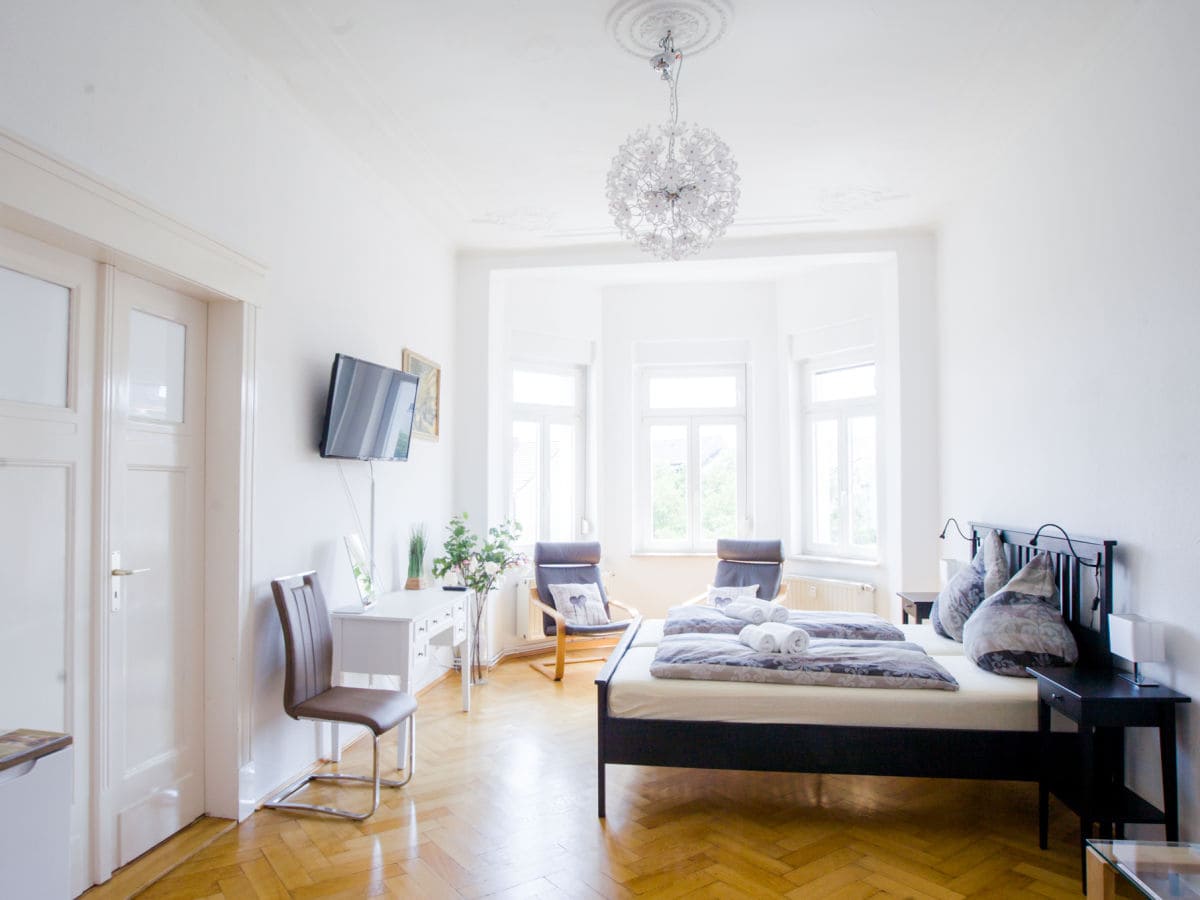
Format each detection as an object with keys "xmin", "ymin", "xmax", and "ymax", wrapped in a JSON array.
[{"xmin": 1038, "ymin": 680, "xmax": 1082, "ymax": 721}]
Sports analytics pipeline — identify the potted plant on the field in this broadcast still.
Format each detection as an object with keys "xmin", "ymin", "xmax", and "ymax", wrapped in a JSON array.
[
  {"xmin": 431, "ymin": 513, "xmax": 525, "ymax": 683},
  {"xmin": 405, "ymin": 524, "xmax": 427, "ymax": 590}
]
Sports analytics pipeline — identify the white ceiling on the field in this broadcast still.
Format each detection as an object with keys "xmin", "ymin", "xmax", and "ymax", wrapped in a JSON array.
[{"xmin": 197, "ymin": 0, "xmax": 1128, "ymax": 250}]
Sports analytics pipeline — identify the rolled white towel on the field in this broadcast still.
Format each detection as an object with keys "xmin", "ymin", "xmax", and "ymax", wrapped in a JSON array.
[
  {"xmin": 723, "ymin": 600, "xmax": 766, "ymax": 625},
  {"xmin": 758, "ymin": 621, "xmax": 811, "ymax": 655},
  {"xmin": 723, "ymin": 597, "xmax": 788, "ymax": 624},
  {"xmin": 738, "ymin": 624, "xmax": 777, "ymax": 653}
]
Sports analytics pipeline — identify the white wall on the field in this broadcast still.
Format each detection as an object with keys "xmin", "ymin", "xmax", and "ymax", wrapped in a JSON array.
[
  {"xmin": 0, "ymin": 0, "xmax": 457, "ymax": 811},
  {"xmin": 938, "ymin": 1, "xmax": 1200, "ymax": 836}
]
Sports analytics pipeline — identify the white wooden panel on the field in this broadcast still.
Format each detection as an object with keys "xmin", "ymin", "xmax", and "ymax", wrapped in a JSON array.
[
  {"xmin": 0, "ymin": 463, "xmax": 69, "ymax": 731},
  {"xmin": 122, "ymin": 466, "xmax": 187, "ymax": 771},
  {"xmin": 0, "ymin": 264, "xmax": 70, "ymax": 407}
]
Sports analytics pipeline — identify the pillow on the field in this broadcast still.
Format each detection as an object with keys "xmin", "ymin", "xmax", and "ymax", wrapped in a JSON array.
[
  {"xmin": 963, "ymin": 553, "xmax": 1079, "ymax": 677},
  {"xmin": 706, "ymin": 583, "xmax": 760, "ymax": 609},
  {"xmin": 547, "ymin": 582, "xmax": 610, "ymax": 627},
  {"xmin": 932, "ymin": 530, "xmax": 1009, "ymax": 641}
]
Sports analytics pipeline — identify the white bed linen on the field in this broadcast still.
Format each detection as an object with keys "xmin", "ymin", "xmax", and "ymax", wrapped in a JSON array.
[
  {"xmin": 608, "ymin": 646, "xmax": 1073, "ymax": 732},
  {"xmin": 630, "ymin": 618, "xmax": 665, "ymax": 647},
  {"xmin": 899, "ymin": 622, "xmax": 965, "ymax": 656}
]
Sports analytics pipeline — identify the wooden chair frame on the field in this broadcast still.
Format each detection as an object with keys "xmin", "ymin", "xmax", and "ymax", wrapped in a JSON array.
[{"xmin": 529, "ymin": 588, "xmax": 639, "ymax": 681}]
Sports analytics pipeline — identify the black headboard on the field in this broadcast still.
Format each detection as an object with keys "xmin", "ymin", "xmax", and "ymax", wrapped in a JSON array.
[{"xmin": 969, "ymin": 522, "xmax": 1117, "ymax": 669}]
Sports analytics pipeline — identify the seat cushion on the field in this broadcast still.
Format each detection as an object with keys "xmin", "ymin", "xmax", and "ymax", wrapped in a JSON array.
[
  {"xmin": 292, "ymin": 686, "xmax": 417, "ymax": 735},
  {"xmin": 564, "ymin": 620, "xmax": 632, "ymax": 636}
]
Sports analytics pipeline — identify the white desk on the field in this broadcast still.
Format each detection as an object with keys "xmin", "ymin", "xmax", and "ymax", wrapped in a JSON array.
[{"xmin": 330, "ymin": 588, "xmax": 471, "ymax": 765}]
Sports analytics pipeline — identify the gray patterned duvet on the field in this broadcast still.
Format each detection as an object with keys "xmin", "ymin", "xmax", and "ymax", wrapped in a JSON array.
[
  {"xmin": 663, "ymin": 604, "xmax": 906, "ymax": 641},
  {"xmin": 650, "ymin": 633, "xmax": 960, "ymax": 691}
]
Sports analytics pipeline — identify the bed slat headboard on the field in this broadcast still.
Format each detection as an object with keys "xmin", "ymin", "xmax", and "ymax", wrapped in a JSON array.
[{"xmin": 969, "ymin": 522, "xmax": 1117, "ymax": 669}]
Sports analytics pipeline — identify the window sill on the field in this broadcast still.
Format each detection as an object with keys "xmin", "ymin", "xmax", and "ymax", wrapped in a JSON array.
[
  {"xmin": 789, "ymin": 554, "xmax": 881, "ymax": 568},
  {"xmin": 631, "ymin": 552, "xmax": 717, "ymax": 559}
]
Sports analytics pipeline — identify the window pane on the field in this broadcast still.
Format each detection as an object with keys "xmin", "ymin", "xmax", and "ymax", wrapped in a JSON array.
[
  {"xmin": 648, "ymin": 375, "xmax": 737, "ymax": 409},
  {"xmin": 649, "ymin": 424, "xmax": 688, "ymax": 541},
  {"xmin": 0, "ymin": 265, "xmax": 70, "ymax": 408},
  {"xmin": 698, "ymin": 424, "xmax": 738, "ymax": 540},
  {"xmin": 849, "ymin": 416, "xmax": 878, "ymax": 547},
  {"xmin": 511, "ymin": 420, "xmax": 540, "ymax": 543},
  {"xmin": 812, "ymin": 418, "xmax": 840, "ymax": 545},
  {"xmin": 811, "ymin": 363, "xmax": 876, "ymax": 403},
  {"xmin": 547, "ymin": 422, "xmax": 576, "ymax": 541},
  {"xmin": 513, "ymin": 369, "xmax": 575, "ymax": 406},
  {"xmin": 128, "ymin": 309, "xmax": 186, "ymax": 423}
]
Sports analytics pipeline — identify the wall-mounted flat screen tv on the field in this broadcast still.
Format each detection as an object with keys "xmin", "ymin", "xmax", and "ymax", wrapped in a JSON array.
[{"xmin": 319, "ymin": 353, "xmax": 419, "ymax": 461}]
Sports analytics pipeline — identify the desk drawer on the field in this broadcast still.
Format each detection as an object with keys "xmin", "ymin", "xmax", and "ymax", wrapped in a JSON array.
[{"xmin": 1039, "ymin": 681, "xmax": 1082, "ymax": 721}]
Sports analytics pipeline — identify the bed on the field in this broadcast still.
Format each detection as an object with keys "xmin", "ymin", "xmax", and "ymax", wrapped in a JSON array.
[{"xmin": 594, "ymin": 522, "xmax": 1117, "ymax": 817}]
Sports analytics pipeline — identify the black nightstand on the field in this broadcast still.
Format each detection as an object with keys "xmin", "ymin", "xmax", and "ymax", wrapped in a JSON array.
[
  {"xmin": 1027, "ymin": 666, "xmax": 1190, "ymax": 883},
  {"xmin": 897, "ymin": 590, "xmax": 937, "ymax": 625}
]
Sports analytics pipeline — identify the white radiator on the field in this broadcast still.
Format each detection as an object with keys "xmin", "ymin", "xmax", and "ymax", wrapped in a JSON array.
[
  {"xmin": 781, "ymin": 575, "xmax": 876, "ymax": 613},
  {"xmin": 517, "ymin": 577, "xmax": 545, "ymax": 640}
]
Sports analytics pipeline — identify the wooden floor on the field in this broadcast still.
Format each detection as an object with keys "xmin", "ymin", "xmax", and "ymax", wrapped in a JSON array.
[{"xmin": 101, "ymin": 656, "xmax": 1091, "ymax": 899}]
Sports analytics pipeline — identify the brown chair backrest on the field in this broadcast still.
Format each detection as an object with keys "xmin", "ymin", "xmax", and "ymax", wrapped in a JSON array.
[{"xmin": 271, "ymin": 571, "xmax": 334, "ymax": 717}]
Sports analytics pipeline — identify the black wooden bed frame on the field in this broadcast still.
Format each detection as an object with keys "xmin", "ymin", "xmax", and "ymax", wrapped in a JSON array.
[{"xmin": 594, "ymin": 521, "xmax": 1117, "ymax": 817}]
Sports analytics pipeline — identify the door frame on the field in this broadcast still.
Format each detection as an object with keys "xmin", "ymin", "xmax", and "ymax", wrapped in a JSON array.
[{"xmin": 0, "ymin": 129, "xmax": 266, "ymax": 885}]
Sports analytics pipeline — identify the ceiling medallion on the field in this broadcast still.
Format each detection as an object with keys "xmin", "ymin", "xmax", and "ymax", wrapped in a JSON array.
[
  {"xmin": 605, "ymin": 30, "xmax": 739, "ymax": 260},
  {"xmin": 607, "ymin": 0, "xmax": 734, "ymax": 59}
]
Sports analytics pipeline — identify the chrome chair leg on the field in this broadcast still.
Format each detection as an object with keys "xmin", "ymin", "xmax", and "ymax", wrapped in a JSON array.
[{"xmin": 264, "ymin": 716, "xmax": 415, "ymax": 820}]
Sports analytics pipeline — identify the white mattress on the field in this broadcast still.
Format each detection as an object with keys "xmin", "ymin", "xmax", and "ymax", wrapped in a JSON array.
[
  {"xmin": 899, "ymin": 622, "xmax": 966, "ymax": 656},
  {"xmin": 631, "ymin": 618, "xmax": 665, "ymax": 647},
  {"xmin": 608, "ymin": 646, "xmax": 1072, "ymax": 732}
]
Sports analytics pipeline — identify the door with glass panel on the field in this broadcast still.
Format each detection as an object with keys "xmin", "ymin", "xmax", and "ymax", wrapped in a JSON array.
[
  {"xmin": 106, "ymin": 270, "xmax": 207, "ymax": 867},
  {"xmin": 0, "ymin": 230, "xmax": 97, "ymax": 895}
]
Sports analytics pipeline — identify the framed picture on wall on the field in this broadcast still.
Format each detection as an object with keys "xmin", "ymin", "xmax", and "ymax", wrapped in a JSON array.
[{"xmin": 402, "ymin": 348, "xmax": 441, "ymax": 441}]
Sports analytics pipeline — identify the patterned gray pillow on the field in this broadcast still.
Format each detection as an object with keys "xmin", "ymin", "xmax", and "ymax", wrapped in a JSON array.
[
  {"xmin": 932, "ymin": 530, "xmax": 1009, "ymax": 641},
  {"xmin": 547, "ymin": 582, "xmax": 610, "ymax": 626},
  {"xmin": 963, "ymin": 553, "xmax": 1079, "ymax": 677}
]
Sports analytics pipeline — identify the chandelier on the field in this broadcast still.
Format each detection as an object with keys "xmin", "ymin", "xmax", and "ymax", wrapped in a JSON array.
[{"xmin": 606, "ymin": 31, "xmax": 739, "ymax": 261}]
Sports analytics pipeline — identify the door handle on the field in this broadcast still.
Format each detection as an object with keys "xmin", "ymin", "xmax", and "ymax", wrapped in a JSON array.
[{"xmin": 111, "ymin": 568, "xmax": 151, "ymax": 576}]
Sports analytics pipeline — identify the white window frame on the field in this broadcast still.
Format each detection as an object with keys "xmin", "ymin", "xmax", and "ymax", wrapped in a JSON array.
[
  {"xmin": 635, "ymin": 363, "xmax": 748, "ymax": 553},
  {"xmin": 799, "ymin": 350, "xmax": 880, "ymax": 561},
  {"xmin": 509, "ymin": 361, "xmax": 588, "ymax": 548}
]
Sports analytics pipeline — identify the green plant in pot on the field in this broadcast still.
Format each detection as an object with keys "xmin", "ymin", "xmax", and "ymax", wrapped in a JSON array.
[
  {"xmin": 405, "ymin": 524, "xmax": 427, "ymax": 590},
  {"xmin": 431, "ymin": 512, "xmax": 525, "ymax": 683}
]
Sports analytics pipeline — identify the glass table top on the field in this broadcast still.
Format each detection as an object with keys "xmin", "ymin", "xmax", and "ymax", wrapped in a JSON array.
[{"xmin": 1089, "ymin": 841, "xmax": 1200, "ymax": 898}]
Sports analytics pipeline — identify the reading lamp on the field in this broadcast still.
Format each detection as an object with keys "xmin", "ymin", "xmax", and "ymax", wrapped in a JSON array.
[{"xmin": 1108, "ymin": 613, "xmax": 1165, "ymax": 687}]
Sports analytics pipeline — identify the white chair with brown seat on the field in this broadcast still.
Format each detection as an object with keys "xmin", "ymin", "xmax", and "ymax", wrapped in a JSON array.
[
  {"xmin": 529, "ymin": 541, "xmax": 638, "ymax": 681},
  {"xmin": 265, "ymin": 571, "xmax": 416, "ymax": 820}
]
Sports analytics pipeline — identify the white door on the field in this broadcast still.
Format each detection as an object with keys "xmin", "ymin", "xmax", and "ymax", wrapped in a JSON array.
[
  {"xmin": 106, "ymin": 270, "xmax": 207, "ymax": 867},
  {"xmin": 0, "ymin": 227, "xmax": 97, "ymax": 896}
]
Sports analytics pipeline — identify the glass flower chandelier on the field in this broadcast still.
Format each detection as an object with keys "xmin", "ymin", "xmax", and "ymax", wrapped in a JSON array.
[{"xmin": 606, "ymin": 31, "xmax": 740, "ymax": 261}]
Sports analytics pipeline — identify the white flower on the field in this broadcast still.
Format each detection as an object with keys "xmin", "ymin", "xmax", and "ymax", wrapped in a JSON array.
[{"xmin": 484, "ymin": 561, "xmax": 501, "ymax": 576}]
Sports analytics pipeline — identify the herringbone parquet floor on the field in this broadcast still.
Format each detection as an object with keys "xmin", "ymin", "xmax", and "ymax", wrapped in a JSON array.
[{"xmin": 98, "ymin": 657, "xmax": 1092, "ymax": 899}]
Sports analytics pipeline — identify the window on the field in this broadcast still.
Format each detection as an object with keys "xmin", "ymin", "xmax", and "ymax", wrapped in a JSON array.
[
  {"xmin": 801, "ymin": 356, "xmax": 879, "ymax": 559},
  {"xmin": 510, "ymin": 364, "xmax": 586, "ymax": 545},
  {"xmin": 637, "ymin": 365, "xmax": 747, "ymax": 552}
]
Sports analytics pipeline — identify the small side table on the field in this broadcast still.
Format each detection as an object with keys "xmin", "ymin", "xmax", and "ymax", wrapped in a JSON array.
[
  {"xmin": 1086, "ymin": 840, "xmax": 1200, "ymax": 899},
  {"xmin": 897, "ymin": 590, "xmax": 937, "ymax": 624},
  {"xmin": 1027, "ymin": 666, "xmax": 1190, "ymax": 888}
]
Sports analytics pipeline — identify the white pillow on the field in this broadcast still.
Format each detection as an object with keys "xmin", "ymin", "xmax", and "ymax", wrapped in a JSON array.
[
  {"xmin": 547, "ymin": 582, "xmax": 610, "ymax": 626},
  {"xmin": 706, "ymin": 583, "xmax": 760, "ymax": 608}
]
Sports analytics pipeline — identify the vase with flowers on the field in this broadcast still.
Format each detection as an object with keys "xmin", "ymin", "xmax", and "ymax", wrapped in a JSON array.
[{"xmin": 431, "ymin": 513, "xmax": 525, "ymax": 683}]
